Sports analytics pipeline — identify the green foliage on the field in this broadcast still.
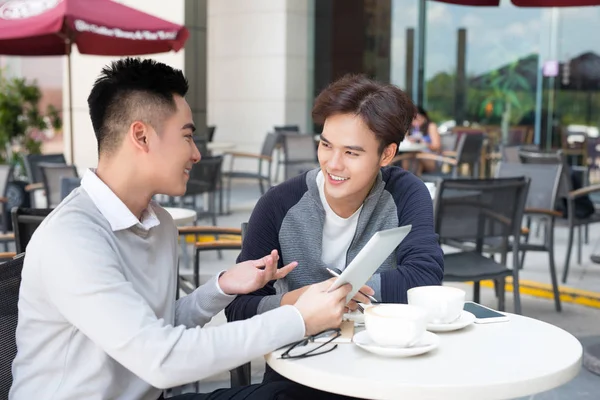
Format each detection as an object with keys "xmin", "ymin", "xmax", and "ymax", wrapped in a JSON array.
[{"xmin": 0, "ymin": 68, "xmax": 58, "ymax": 165}]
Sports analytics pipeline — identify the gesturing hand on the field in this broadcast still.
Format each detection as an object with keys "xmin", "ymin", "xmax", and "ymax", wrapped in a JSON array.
[{"xmin": 218, "ymin": 250, "xmax": 297, "ymax": 295}]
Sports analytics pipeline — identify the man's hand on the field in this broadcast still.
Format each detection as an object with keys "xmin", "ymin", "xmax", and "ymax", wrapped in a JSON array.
[
  {"xmin": 218, "ymin": 250, "xmax": 297, "ymax": 295},
  {"xmin": 294, "ymin": 279, "xmax": 352, "ymax": 336},
  {"xmin": 345, "ymin": 284, "xmax": 375, "ymax": 312}
]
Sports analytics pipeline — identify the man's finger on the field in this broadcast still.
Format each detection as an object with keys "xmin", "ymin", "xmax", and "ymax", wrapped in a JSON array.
[
  {"xmin": 346, "ymin": 300, "xmax": 358, "ymax": 312},
  {"xmin": 360, "ymin": 284, "xmax": 375, "ymax": 296},
  {"xmin": 273, "ymin": 261, "xmax": 298, "ymax": 280},
  {"xmin": 352, "ymin": 291, "xmax": 370, "ymax": 305},
  {"xmin": 331, "ymin": 283, "xmax": 352, "ymax": 300}
]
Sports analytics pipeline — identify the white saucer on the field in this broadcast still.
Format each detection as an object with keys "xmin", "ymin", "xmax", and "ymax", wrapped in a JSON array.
[
  {"xmin": 426, "ymin": 310, "xmax": 475, "ymax": 332},
  {"xmin": 352, "ymin": 330, "xmax": 440, "ymax": 357}
]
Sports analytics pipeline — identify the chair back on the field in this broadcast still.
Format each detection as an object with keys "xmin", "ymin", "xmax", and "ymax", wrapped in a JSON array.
[
  {"xmin": 281, "ymin": 133, "xmax": 318, "ymax": 179},
  {"xmin": 496, "ymin": 162, "xmax": 562, "ymax": 213},
  {"xmin": 193, "ymin": 138, "xmax": 211, "ymax": 158},
  {"xmin": 38, "ymin": 164, "xmax": 78, "ymax": 208},
  {"xmin": 440, "ymin": 134, "xmax": 457, "ymax": 153},
  {"xmin": 11, "ymin": 208, "xmax": 53, "ymax": 254},
  {"xmin": 23, "ymin": 153, "xmax": 66, "ymax": 184},
  {"xmin": 274, "ymin": 125, "xmax": 300, "ymax": 133},
  {"xmin": 455, "ymin": 132, "xmax": 485, "ymax": 165},
  {"xmin": 433, "ymin": 177, "xmax": 530, "ymax": 251},
  {"xmin": 241, "ymin": 222, "xmax": 248, "ymax": 243},
  {"xmin": 260, "ymin": 133, "xmax": 279, "ymax": 158},
  {"xmin": 0, "ymin": 254, "xmax": 24, "ymax": 400},
  {"xmin": 186, "ymin": 156, "xmax": 223, "ymax": 196},
  {"xmin": 60, "ymin": 177, "xmax": 82, "ymax": 200},
  {"xmin": 0, "ymin": 165, "xmax": 13, "ymax": 233},
  {"xmin": 207, "ymin": 126, "xmax": 216, "ymax": 142}
]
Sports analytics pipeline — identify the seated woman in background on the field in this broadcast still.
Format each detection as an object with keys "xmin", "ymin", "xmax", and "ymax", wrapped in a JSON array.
[{"xmin": 406, "ymin": 106, "xmax": 441, "ymax": 173}]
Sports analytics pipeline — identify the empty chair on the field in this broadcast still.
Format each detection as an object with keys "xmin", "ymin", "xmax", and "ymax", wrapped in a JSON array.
[
  {"xmin": 23, "ymin": 153, "xmax": 66, "ymax": 184},
  {"xmin": 38, "ymin": 163, "xmax": 79, "ymax": 208},
  {"xmin": 280, "ymin": 133, "xmax": 319, "ymax": 180},
  {"xmin": 182, "ymin": 156, "xmax": 223, "ymax": 226},
  {"xmin": 222, "ymin": 133, "xmax": 278, "ymax": 213},
  {"xmin": 495, "ymin": 162, "xmax": 563, "ymax": 311},
  {"xmin": 0, "ymin": 253, "xmax": 24, "ymax": 400},
  {"xmin": 434, "ymin": 176, "xmax": 530, "ymax": 314},
  {"xmin": 11, "ymin": 208, "xmax": 53, "ymax": 254}
]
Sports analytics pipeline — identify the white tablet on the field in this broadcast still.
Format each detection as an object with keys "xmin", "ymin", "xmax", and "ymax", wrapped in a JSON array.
[{"xmin": 328, "ymin": 225, "xmax": 412, "ymax": 304}]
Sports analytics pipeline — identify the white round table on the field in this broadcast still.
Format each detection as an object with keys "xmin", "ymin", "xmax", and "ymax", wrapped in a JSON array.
[
  {"xmin": 207, "ymin": 142, "xmax": 236, "ymax": 152},
  {"xmin": 397, "ymin": 142, "xmax": 428, "ymax": 153},
  {"xmin": 164, "ymin": 207, "xmax": 197, "ymax": 226},
  {"xmin": 266, "ymin": 314, "xmax": 582, "ymax": 400}
]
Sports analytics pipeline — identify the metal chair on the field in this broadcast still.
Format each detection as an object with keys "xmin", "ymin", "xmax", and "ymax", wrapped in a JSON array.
[
  {"xmin": 38, "ymin": 163, "xmax": 79, "ymax": 208},
  {"xmin": 280, "ymin": 133, "xmax": 318, "ymax": 180},
  {"xmin": 519, "ymin": 149, "xmax": 600, "ymax": 283},
  {"xmin": 434, "ymin": 176, "xmax": 530, "ymax": 314},
  {"xmin": 0, "ymin": 253, "xmax": 24, "ymax": 400},
  {"xmin": 496, "ymin": 162, "xmax": 563, "ymax": 311},
  {"xmin": 181, "ymin": 156, "xmax": 224, "ymax": 226},
  {"xmin": 222, "ymin": 133, "xmax": 278, "ymax": 213},
  {"xmin": 11, "ymin": 208, "xmax": 53, "ymax": 254}
]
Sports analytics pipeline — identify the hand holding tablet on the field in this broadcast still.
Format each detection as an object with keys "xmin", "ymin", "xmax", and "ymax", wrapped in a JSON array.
[{"xmin": 326, "ymin": 225, "xmax": 412, "ymax": 304}]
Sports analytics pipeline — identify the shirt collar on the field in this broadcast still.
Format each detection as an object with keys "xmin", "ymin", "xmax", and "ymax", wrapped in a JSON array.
[{"xmin": 80, "ymin": 169, "xmax": 160, "ymax": 232}]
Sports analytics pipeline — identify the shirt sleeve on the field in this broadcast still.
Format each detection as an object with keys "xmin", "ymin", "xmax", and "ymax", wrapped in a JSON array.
[
  {"xmin": 225, "ymin": 192, "xmax": 286, "ymax": 321},
  {"xmin": 174, "ymin": 272, "xmax": 236, "ymax": 328},
  {"xmin": 37, "ymin": 225, "xmax": 305, "ymax": 389}
]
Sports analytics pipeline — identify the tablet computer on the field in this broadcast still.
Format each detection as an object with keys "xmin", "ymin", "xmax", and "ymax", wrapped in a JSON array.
[{"xmin": 328, "ymin": 225, "xmax": 412, "ymax": 304}]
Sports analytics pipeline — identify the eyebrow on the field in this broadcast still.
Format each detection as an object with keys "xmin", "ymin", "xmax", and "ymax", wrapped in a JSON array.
[
  {"xmin": 320, "ymin": 135, "xmax": 366, "ymax": 152},
  {"xmin": 182, "ymin": 123, "xmax": 196, "ymax": 133}
]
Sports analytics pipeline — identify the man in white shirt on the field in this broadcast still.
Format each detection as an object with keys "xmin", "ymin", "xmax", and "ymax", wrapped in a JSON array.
[{"xmin": 9, "ymin": 58, "xmax": 353, "ymax": 400}]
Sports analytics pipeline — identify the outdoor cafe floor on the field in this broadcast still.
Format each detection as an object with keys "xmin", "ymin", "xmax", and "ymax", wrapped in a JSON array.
[{"xmin": 175, "ymin": 181, "xmax": 600, "ymax": 399}]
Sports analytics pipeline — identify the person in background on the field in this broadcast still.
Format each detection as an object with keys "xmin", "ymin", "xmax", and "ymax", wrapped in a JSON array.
[{"xmin": 406, "ymin": 106, "xmax": 441, "ymax": 173}]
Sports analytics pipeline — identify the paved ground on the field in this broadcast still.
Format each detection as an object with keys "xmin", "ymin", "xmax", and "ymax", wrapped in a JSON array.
[{"xmin": 171, "ymin": 181, "xmax": 600, "ymax": 399}]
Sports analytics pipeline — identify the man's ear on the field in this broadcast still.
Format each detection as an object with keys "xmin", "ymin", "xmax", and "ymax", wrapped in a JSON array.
[
  {"xmin": 129, "ymin": 121, "xmax": 150, "ymax": 152},
  {"xmin": 380, "ymin": 143, "xmax": 398, "ymax": 167}
]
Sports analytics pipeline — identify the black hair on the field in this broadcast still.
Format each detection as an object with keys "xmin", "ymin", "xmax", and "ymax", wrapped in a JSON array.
[{"xmin": 87, "ymin": 57, "xmax": 189, "ymax": 155}]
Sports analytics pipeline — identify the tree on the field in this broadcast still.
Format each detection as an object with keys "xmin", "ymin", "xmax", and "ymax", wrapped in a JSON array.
[{"xmin": 0, "ymin": 68, "xmax": 60, "ymax": 166}]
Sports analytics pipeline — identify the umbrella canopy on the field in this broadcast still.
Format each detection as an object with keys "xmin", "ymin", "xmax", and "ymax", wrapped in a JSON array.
[
  {"xmin": 434, "ymin": 0, "xmax": 600, "ymax": 6},
  {"xmin": 512, "ymin": 0, "xmax": 600, "ymax": 6},
  {"xmin": 0, "ymin": 0, "xmax": 188, "ymax": 55},
  {"xmin": 0, "ymin": 0, "xmax": 189, "ymax": 162}
]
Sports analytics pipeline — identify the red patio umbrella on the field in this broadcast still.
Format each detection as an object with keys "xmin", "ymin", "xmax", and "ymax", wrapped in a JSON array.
[
  {"xmin": 0, "ymin": 0, "xmax": 189, "ymax": 162},
  {"xmin": 512, "ymin": 0, "xmax": 600, "ymax": 6},
  {"xmin": 434, "ymin": 0, "xmax": 600, "ymax": 6}
]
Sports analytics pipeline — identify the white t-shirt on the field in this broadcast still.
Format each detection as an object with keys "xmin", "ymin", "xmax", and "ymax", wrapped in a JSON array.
[{"xmin": 316, "ymin": 171, "xmax": 362, "ymax": 272}]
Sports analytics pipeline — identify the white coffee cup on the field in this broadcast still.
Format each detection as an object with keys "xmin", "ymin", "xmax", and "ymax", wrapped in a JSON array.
[
  {"xmin": 364, "ymin": 304, "xmax": 428, "ymax": 347},
  {"xmin": 407, "ymin": 285, "xmax": 466, "ymax": 324}
]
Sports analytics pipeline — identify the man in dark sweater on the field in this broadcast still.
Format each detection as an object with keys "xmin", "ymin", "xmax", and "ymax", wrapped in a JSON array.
[{"xmin": 226, "ymin": 75, "xmax": 444, "ymax": 386}]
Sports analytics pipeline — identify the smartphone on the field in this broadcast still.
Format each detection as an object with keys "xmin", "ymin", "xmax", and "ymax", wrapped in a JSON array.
[{"xmin": 463, "ymin": 301, "xmax": 509, "ymax": 324}]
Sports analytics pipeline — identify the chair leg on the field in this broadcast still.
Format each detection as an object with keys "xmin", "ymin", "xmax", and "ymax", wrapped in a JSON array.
[
  {"xmin": 562, "ymin": 225, "xmax": 575, "ymax": 283},
  {"xmin": 194, "ymin": 248, "xmax": 200, "ymax": 288},
  {"xmin": 230, "ymin": 363, "xmax": 252, "ymax": 388},
  {"xmin": 585, "ymin": 223, "xmax": 589, "ymax": 245},
  {"xmin": 546, "ymin": 225, "xmax": 562, "ymax": 312},
  {"xmin": 258, "ymin": 177, "xmax": 265, "ymax": 195},
  {"xmin": 496, "ymin": 278, "xmax": 506, "ymax": 312},
  {"xmin": 473, "ymin": 281, "xmax": 481, "ymax": 303},
  {"xmin": 577, "ymin": 225, "xmax": 582, "ymax": 265}
]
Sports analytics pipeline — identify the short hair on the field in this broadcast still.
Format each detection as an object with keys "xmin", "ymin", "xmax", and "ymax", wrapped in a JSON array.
[
  {"xmin": 312, "ymin": 74, "xmax": 416, "ymax": 153},
  {"xmin": 87, "ymin": 57, "xmax": 189, "ymax": 155}
]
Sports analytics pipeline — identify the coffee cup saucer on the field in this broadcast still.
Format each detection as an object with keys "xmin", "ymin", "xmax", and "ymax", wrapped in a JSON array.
[
  {"xmin": 352, "ymin": 330, "xmax": 440, "ymax": 357},
  {"xmin": 426, "ymin": 310, "xmax": 475, "ymax": 332}
]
